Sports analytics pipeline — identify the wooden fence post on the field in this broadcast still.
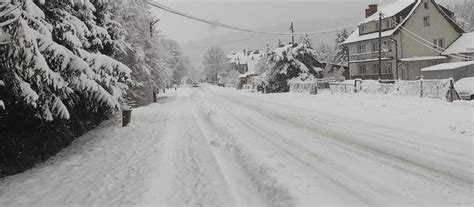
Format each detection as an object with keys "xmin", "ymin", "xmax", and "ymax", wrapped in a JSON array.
[{"xmin": 420, "ymin": 78, "xmax": 424, "ymax": 97}]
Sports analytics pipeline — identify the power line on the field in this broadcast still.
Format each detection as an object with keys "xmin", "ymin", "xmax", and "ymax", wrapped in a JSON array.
[
  {"xmin": 387, "ymin": 15, "xmax": 470, "ymax": 59},
  {"xmin": 147, "ymin": 1, "xmax": 356, "ymax": 36},
  {"xmin": 382, "ymin": 14, "xmax": 471, "ymax": 60},
  {"xmin": 397, "ymin": 26, "xmax": 470, "ymax": 60},
  {"xmin": 398, "ymin": 27, "xmax": 470, "ymax": 60},
  {"xmin": 188, "ymin": 35, "xmax": 262, "ymax": 49}
]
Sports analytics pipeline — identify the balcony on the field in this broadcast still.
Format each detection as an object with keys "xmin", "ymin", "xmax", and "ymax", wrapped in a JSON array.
[{"xmin": 349, "ymin": 50, "xmax": 394, "ymax": 63}]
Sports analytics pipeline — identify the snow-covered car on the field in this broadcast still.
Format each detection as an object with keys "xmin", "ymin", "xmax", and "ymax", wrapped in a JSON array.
[
  {"xmin": 192, "ymin": 83, "xmax": 199, "ymax": 87},
  {"xmin": 455, "ymin": 77, "xmax": 474, "ymax": 100}
]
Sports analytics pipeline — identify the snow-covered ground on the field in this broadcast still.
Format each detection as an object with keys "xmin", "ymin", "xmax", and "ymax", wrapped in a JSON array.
[{"xmin": 1, "ymin": 85, "xmax": 473, "ymax": 206}]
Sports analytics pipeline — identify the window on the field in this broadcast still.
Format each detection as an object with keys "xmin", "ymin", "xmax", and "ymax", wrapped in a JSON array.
[
  {"xmin": 358, "ymin": 65, "xmax": 367, "ymax": 74},
  {"xmin": 383, "ymin": 63, "xmax": 393, "ymax": 74},
  {"xmin": 358, "ymin": 44, "xmax": 367, "ymax": 53},
  {"xmin": 371, "ymin": 42, "xmax": 379, "ymax": 52},
  {"xmin": 385, "ymin": 20, "xmax": 391, "ymax": 28},
  {"xmin": 372, "ymin": 64, "xmax": 380, "ymax": 74},
  {"xmin": 424, "ymin": 0, "xmax": 429, "ymax": 9},
  {"xmin": 360, "ymin": 25, "xmax": 367, "ymax": 33},
  {"xmin": 375, "ymin": 22, "xmax": 380, "ymax": 30},
  {"xmin": 433, "ymin": 38, "xmax": 445, "ymax": 49},
  {"xmin": 382, "ymin": 40, "xmax": 391, "ymax": 52},
  {"xmin": 423, "ymin": 16, "xmax": 430, "ymax": 26}
]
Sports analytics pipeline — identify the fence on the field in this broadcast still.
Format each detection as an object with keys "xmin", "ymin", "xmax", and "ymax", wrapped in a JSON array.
[
  {"xmin": 288, "ymin": 78, "xmax": 336, "ymax": 94},
  {"xmin": 329, "ymin": 78, "xmax": 453, "ymax": 100},
  {"xmin": 329, "ymin": 81, "xmax": 357, "ymax": 94}
]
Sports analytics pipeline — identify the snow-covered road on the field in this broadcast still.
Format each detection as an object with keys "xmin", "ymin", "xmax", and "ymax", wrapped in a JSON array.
[{"xmin": 1, "ymin": 85, "xmax": 473, "ymax": 206}]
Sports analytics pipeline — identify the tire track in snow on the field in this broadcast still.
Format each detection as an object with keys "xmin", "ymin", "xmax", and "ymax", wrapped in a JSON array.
[
  {"xmin": 148, "ymin": 91, "xmax": 271, "ymax": 206},
  {"xmin": 206, "ymin": 102, "xmax": 380, "ymax": 206},
  {"xmin": 147, "ymin": 94, "xmax": 235, "ymax": 206},
  {"xmin": 189, "ymin": 92, "xmax": 293, "ymax": 207},
  {"xmin": 191, "ymin": 91, "xmax": 379, "ymax": 206}
]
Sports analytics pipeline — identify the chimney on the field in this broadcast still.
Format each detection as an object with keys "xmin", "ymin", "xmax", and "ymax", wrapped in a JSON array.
[{"xmin": 365, "ymin": 4, "xmax": 378, "ymax": 18}]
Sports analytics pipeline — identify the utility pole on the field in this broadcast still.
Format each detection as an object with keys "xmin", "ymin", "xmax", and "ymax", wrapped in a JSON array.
[
  {"xmin": 391, "ymin": 39, "xmax": 399, "ymax": 80},
  {"xmin": 214, "ymin": 50, "xmax": 219, "ymax": 83},
  {"xmin": 378, "ymin": 12, "xmax": 382, "ymax": 79},
  {"xmin": 150, "ymin": 18, "xmax": 160, "ymax": 37},
  {"xmin": 290, "ymin": 22, "xmax": 295, "ymax": 45}
]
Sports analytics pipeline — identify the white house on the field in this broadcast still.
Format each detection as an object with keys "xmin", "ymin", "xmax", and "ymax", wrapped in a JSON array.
[
  {"xmin": 227, "ymin": 50, "xmax": 263, "ymax": 86},
  {"xmin": 343, "ymin": 0, "xmax": 464, "ymax": 80}
]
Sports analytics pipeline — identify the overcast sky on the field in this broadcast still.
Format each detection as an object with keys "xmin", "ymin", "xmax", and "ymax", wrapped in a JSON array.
[{"xmin": 150, "ymin": 0, "xmax": 461, "ymax": 44}]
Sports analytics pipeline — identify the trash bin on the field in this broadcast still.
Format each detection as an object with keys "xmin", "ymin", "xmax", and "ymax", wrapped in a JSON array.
[{"xmin": 122, "ymin": 109, "xmax": 132, "ymax": 127}]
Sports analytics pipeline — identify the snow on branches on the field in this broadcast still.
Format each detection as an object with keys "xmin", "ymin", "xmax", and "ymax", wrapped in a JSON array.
[
  {"xmin": 257, "ymin": 37, "xmax": 323, "ymax": 93},
  {"xmin": 0, "ymin": 0, "xmax": 131, "ymax": 121}
]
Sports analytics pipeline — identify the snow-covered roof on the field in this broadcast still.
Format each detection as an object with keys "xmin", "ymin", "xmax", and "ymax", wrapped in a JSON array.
[
  {"xmin": 442, "ymin": 32, "xmax": 474, "ymax": 55},
  {"xmin": 344, "ymin": 0, "xmax": 420, "ymax": 44},
  {"xmin": 349, "ymin": 57, "xmax": 392, "ymax": 63},
  {"xmin": 361, "ymin": 0, "xmax": 416, "ymax": 24},
  {"xmin": 314, "ymin": 67, "xmax": 323, "ymax": 72},
  {"xmin": 228, "ymin": 50, "xmax": 263, "ymax": 76},
  {"xmin": 421, "ymin": 61, "xmax": 474, "ymax": 72},
  {"xmin": 344, "ymin": 29, "xmax": 394, "ymax": 45},
  {"xmin": 400, "ymin": 56, "xmax": 447, "ymax": 62}
]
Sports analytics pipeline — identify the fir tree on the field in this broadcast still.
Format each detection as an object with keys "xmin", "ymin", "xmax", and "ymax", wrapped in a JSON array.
[
  {"xmin": 0, "ymin": 0, "xmax": 131, "ymax": 121},
  {"xmin": 257, "ymin": 37, "xmax": 322, "ymax": 93},
  {"xmin": 333, "ymin": 28, "xmax": 352, "ymax": 64}
]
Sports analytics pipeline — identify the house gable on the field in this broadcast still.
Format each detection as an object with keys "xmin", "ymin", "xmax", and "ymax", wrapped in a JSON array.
[{"xmin": 394, "ymin": 0, "xmax": 463, "ymax": 58}]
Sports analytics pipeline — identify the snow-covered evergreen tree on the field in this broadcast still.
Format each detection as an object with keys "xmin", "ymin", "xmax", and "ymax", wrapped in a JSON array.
[
  {"xmin": 334, "ymin": 28, "xmax": 352, "ymax": 64},
  {"xmin": 0, "ymin": 0, "xmax": 131, "ymax": 121},
  {"xmin": 108, "ymin": 0, "xmax": 185, "ymax": 105},
  {"xmin": 453, "ymin": 0, "xmax": 474, "ymax": 32},
  {"xmin": 314, "ymin": 43, "xmax": 335, "ymax": 63},
  {"xmin": 256, "ymin": 37, "xmax": 322, "ymax": 93}
]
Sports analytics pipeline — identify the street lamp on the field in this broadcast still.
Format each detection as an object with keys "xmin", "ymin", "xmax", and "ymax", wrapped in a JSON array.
[{"xmin": 390, "ymin": 38, "xmax": 399, "ymax": 80}]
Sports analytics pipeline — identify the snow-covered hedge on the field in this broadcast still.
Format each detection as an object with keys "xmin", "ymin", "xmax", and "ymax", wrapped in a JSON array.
[{"xmin": 330, "ymin": 79, "xmax": 452, "ymax": 100}]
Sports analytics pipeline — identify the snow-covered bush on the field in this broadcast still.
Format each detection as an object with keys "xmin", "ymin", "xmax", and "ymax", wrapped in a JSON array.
[{"xmin": 258, "ymin": 37, "xmax": 323, "ymax": 93}]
